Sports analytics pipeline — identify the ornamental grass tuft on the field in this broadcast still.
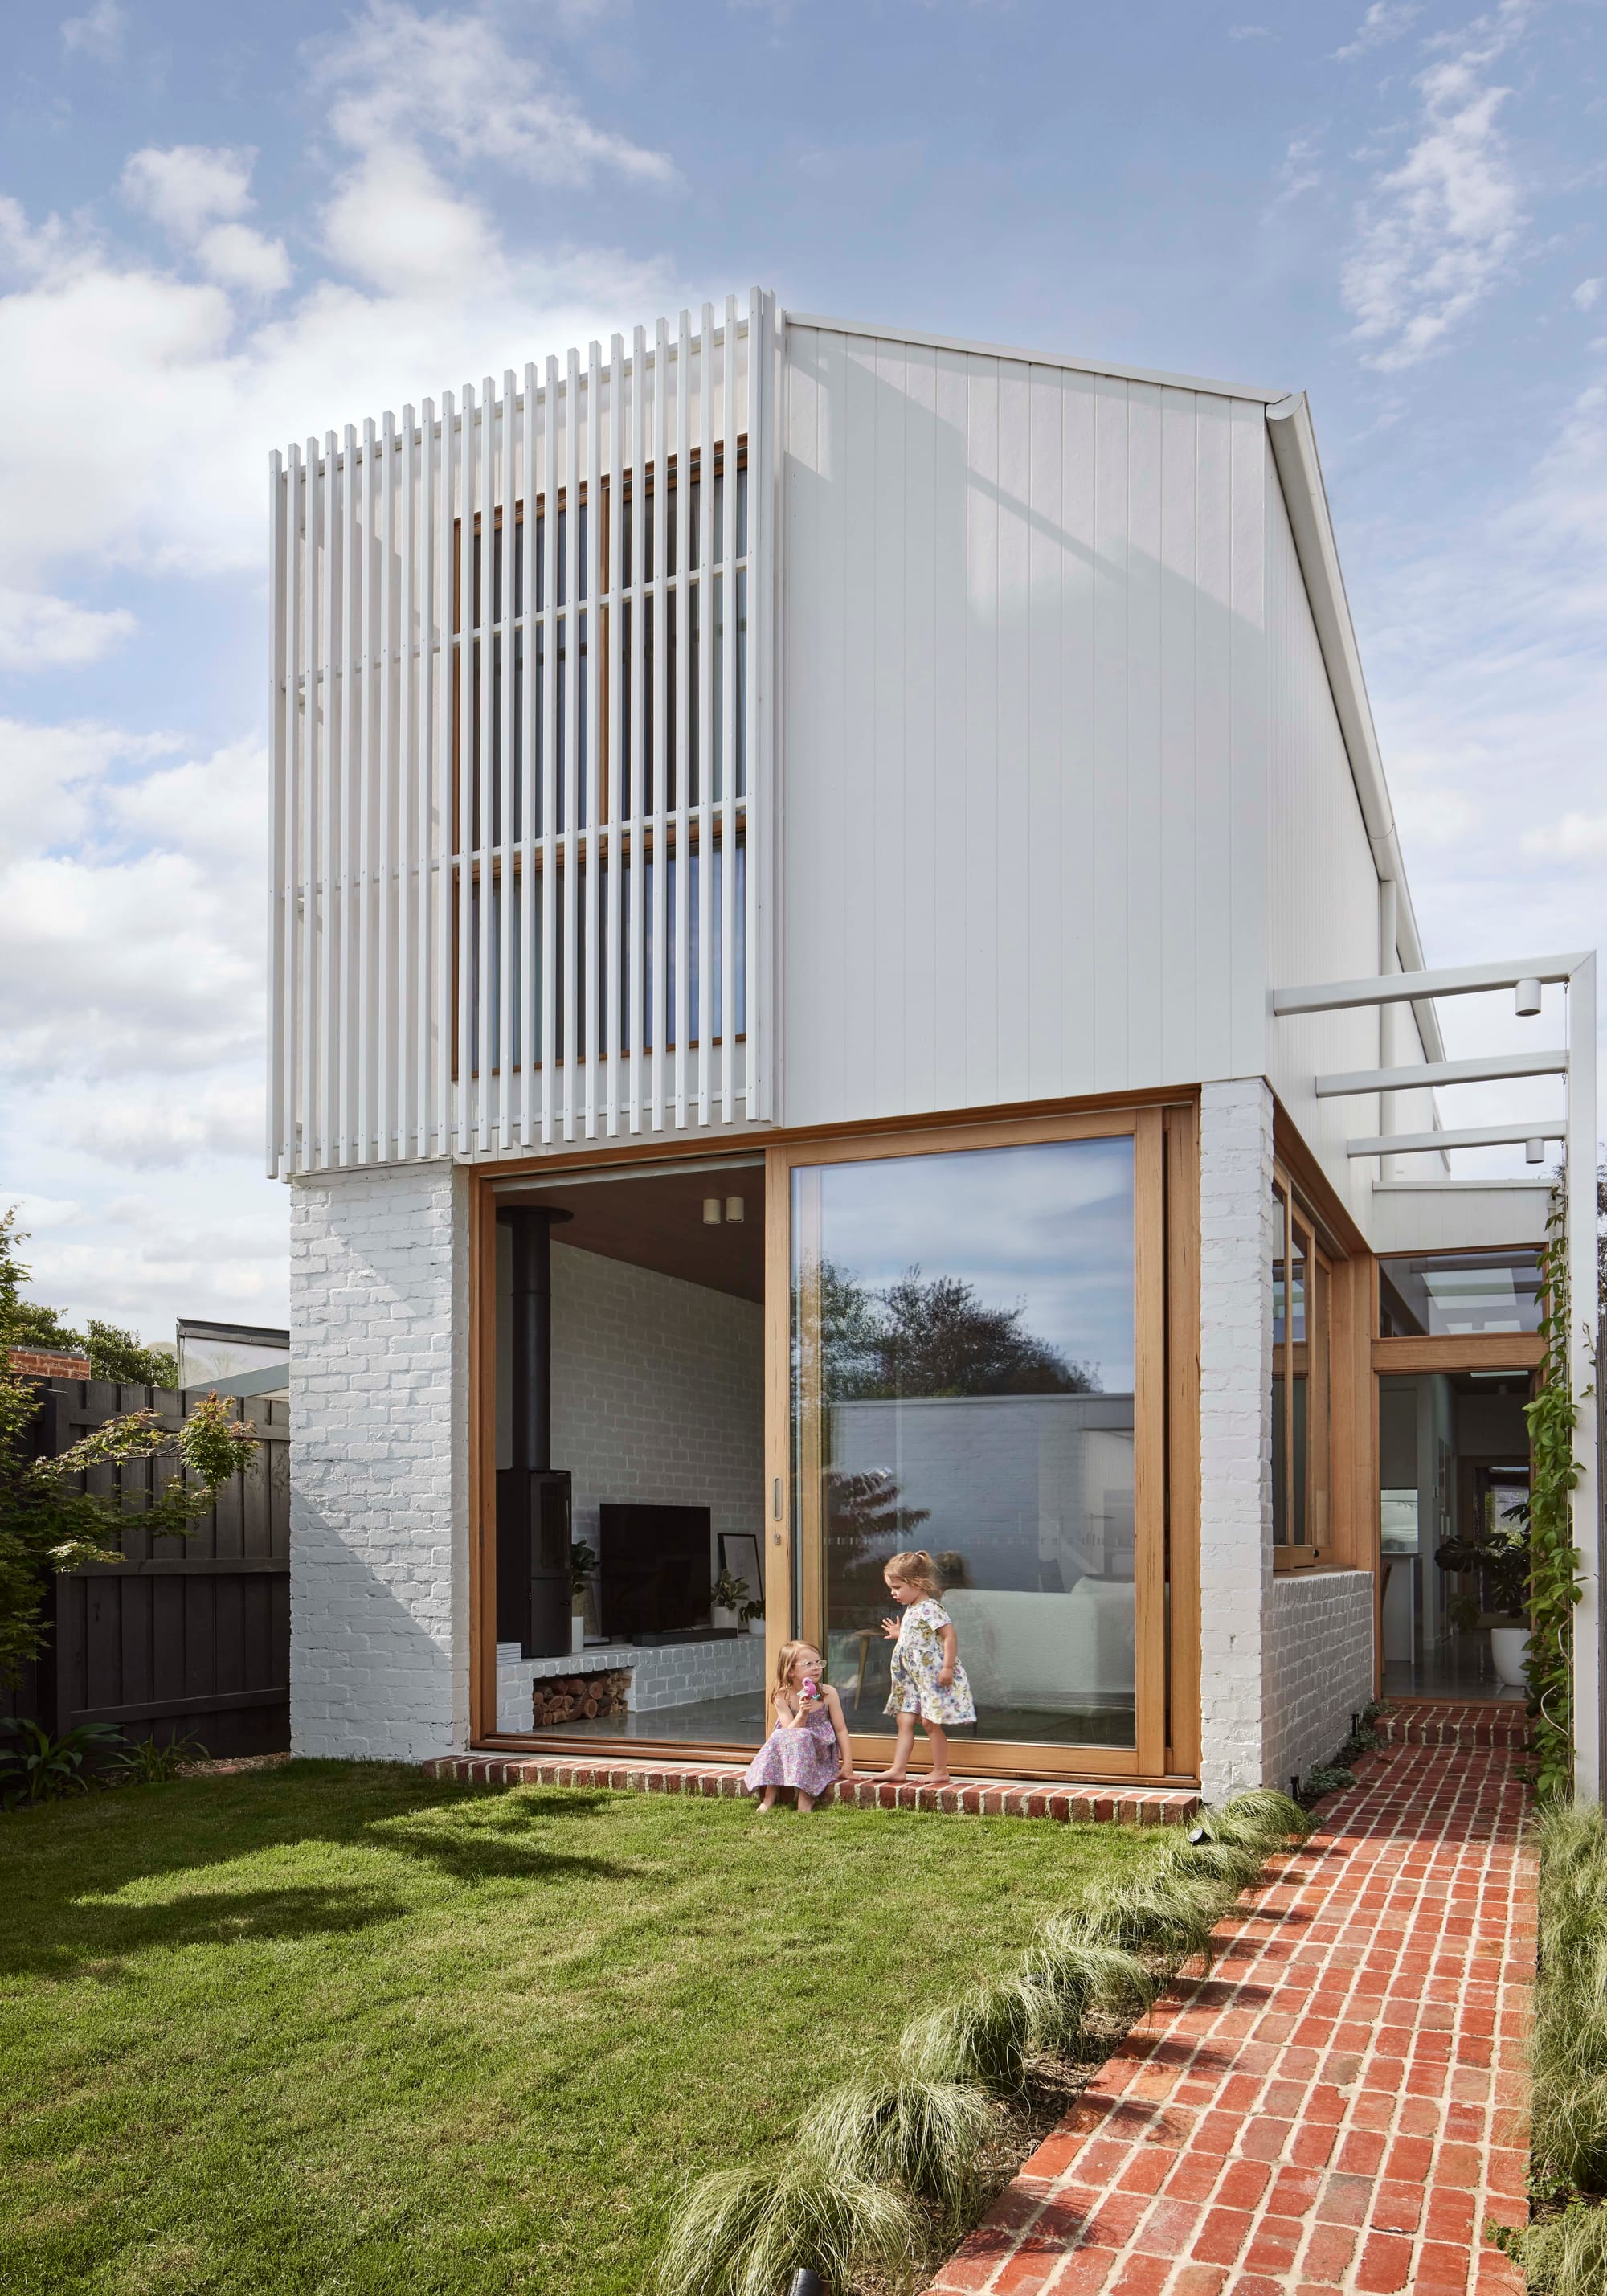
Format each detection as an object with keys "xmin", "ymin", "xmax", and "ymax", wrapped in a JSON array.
[
  {"xmin": 651, "ymin": 2159, "xmax": 923, "ymax": 2296},
  {"xmin": 1503, "ymin": 2201, "xmax": 1607, "ymax": 2296},
  {"xmin": 1075, "ymin": 1868, "xmax": 1225, "ymax": 1968},
  {"xmin": 1530, "ymin": 1800, "xmax": 1607, "ymax": 2197},
  {"xmin": 1198, "ymin": 1787, "xmax": 1311, "ymax": 1851},
  {"xmin": 898, "ymin": 1977, "xmax": 1036, "ymax": 2095},
  {"xmin": 799, "ymin": 2073, "xmax": 996, "ymax": 2224}
]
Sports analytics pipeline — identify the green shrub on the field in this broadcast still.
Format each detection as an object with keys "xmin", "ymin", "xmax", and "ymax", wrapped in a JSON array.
[
  {"xmin": 799, "ymin": 2073, "xmax": 994, "ymax": 2223},
  {"xmin": 651, "ymin": 2159, "xmax": 922, "ymax": 2296},
  {"xmin": 0, "ymin": 1718, "xmax": 125, "ymax": 1808},
  {"xmin": 1202, "ymin": 1788, "xmax": 1311, "ymax": 1850}
]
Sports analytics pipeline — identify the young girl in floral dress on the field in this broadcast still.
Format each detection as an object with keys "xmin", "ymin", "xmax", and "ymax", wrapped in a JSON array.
[
  {"xmin": 875, "ymin": 1549, "xmax": 975, "ymax": 1786},
  {"xmin": 743, "ymin": 1639, "xmax": 855, "ymax": 1812}
]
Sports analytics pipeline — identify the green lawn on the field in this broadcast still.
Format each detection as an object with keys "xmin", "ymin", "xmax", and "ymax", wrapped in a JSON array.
[{"xmin": 0, "ymin": 1762, "xmax": 1160, "ymax": 2296}]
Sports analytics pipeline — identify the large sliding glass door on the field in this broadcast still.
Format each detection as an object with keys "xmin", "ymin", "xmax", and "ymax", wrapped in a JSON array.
[{"xmin": 785, "ymin": 1113, "xmax": 1170, "ymax": 1776}]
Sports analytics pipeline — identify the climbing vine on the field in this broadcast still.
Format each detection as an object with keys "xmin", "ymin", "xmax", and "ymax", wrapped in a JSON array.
[{"xmin": 1526, "ymin": 1186, "xmax": 1585, "ymax": 1800}]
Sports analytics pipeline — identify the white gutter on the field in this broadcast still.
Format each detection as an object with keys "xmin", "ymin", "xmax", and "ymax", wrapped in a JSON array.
[{"xmin": 1265, "ymin": 393, "xmax": 1445, "ymax": 1066}]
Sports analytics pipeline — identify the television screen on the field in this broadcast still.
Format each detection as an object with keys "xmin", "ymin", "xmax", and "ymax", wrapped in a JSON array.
[{"xmin": 598, "ymin": 1504, "xmax": 713, "ymax": 1640}]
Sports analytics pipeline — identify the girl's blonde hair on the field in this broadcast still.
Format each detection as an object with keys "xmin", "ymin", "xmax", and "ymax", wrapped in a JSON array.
[
  {"xmin": 770, "ymin": 1638, "xmax": 821, "ymax": 1714},
  {"xmin": 884, "ymin": 1549, "xmax": 944, "ymax": 1599}
]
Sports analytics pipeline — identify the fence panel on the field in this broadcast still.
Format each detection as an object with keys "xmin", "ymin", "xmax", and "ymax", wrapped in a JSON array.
[{"xmin": 10, "ymin": 1382, "xmax": 289, "ymax": 1757}]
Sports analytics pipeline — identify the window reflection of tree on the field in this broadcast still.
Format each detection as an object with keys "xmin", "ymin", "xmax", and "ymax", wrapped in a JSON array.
[
  {"xmin": 810, "ymin": 1259, "xmax": 1102, "ymax": 1402},
  {"xmin": 810, "ymin": 1259, "xmax": 1102, "ymax": 1631}
]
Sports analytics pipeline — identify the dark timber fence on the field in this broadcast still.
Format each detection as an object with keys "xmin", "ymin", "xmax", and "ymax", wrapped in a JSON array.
[{"xmin": 2, "ymin": 1381, "xmax": 289, "ymax": 1756}]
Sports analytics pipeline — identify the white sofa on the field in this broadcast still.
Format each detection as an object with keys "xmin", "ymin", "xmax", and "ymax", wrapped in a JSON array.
[{"xmin": 943, "ymin": 1583, "xmax": 1135, "ymax": 1709}]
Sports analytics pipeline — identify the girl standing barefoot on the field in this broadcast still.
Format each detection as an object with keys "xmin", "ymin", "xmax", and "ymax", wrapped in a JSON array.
[
  {"xmin": 873, "ymin": 1549, "xmax": 975, "ymax": 1786},
  {"xmin": 742, "ymin": 1640, "xmax": 854, "ymax": 1813}
]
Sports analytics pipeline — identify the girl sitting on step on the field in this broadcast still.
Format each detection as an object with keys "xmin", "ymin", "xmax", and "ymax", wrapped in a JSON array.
[{"xmin": 743, "ymin": 1640, "xmax": 854, "ymax": 1812}]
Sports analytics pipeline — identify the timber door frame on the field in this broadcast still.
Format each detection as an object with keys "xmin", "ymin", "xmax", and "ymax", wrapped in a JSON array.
[{"xmin": 769, "ymin": 1104, "xmax": 1187, "ymax": 1785}]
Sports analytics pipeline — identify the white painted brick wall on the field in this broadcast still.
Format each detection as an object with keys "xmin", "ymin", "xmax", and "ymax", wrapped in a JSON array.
[
  {"xmin": 288, "ymin": 1161, "xmax": 470, "ymax": 1761},
  {"xmin": 1263, "ymin": 1570, "xmax": 1375, "ymax": 1790},
  {"xmin": 1198, "ymin": 1078, "xmax": 1277, "ymax": 1804}
]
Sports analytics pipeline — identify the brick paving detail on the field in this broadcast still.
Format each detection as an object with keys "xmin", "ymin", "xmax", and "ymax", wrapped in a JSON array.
[
  {"xmin": 423, "ymin": 1751, "xmax": 1200, "ymax": 1825},
  {"xmin": 927, "ymin": 1722, "xmax": 1533, "ymax": 2295}
]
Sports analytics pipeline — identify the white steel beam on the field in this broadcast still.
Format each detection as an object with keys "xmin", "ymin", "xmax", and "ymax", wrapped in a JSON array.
[
  {"xmin": 1566, "ymin": 954, "xmax": 1600, "ymax": 1802},
  {"xmin": 1317, "ymin": 1048, "xmax": 1569, "ymax": 1097},
  {"xmin": 1347, "ymin": 1122, "xmax": 1566, "ymax": 1158},
  {"xmin": 1273, "ymin": 953, "xmax": 1589, "ymax": 1017}
]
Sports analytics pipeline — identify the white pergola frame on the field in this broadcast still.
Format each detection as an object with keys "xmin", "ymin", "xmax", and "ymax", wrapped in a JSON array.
[{"xmin": 1272, "ymin": 949, "xmax": 1601, "ymax": 1798}]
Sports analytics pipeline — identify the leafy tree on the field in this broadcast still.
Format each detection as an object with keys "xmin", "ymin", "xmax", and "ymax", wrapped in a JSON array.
[
  {"xmin": 84, "ymin": 1321, "xmax": 179, "ymax": 1388},
  {"xmin": 824, "ymin": 1467, "xmax": 931, "ymax": 1623},
  {"xmin": 0, "ymin": 1210, "xmax": 256, "ymax": 1681},
  {"xmin": 8, "ymin": 1299, "xmax": 87, "ymax": 1356}
]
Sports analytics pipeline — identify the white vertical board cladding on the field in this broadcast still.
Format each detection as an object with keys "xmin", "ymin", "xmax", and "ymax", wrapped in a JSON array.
[
  {"xmin": 268, "ymin": 292, "xmax": 777, "ymax": 1177},
  {"xmin": 1262, "ymin": 460, "xmax": 1432, "ymax": 1221},
  {"xmin": 779, "ymin": 325, "xmax": 1273, "ymax": 1128}
]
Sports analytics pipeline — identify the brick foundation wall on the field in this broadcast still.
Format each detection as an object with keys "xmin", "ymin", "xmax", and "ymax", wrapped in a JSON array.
[
  {"xmin": 1198, "ymin": 1078, "xmax": 1277, "ymax": 1804},
  {"xmin": 1263, "ymin": 1566, "xmax": 1375, "ymax": 1791},
  {"xmin": 288, "ymin": 1162, "xmax": 470, "ymax": 1762}
]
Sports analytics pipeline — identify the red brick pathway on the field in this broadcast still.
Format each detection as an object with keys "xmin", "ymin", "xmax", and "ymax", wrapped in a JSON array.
[
  {"xmin": 927, "ymin": 1725, "xmax": 1533, "ymax": 2294},
  {"xmin": 426, "ymin": 1750, "xmax": 1200, "ymax": 1825}
]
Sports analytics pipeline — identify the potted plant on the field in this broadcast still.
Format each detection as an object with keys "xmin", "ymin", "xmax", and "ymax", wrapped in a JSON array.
[
  {"xmin": 1435, "ymin": 1495, "xmax": 1531, "ymax": 1689},
  {"xmin": 711, "ymin": 1568, "xmax": 750, "ymax": 1632},
  {"xmin": 740, "ymin": 1593, "xmax": 765, "ymax": 1638},
  {"xmin": 569, "ymin": 1538, "xmax": 599, "ymax": 1653}
]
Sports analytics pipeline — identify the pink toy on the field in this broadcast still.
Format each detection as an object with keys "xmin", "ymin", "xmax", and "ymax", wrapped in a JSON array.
[{"xmin": 801, "ymin": 1678, "xmax": 820, "ymax": 1701}]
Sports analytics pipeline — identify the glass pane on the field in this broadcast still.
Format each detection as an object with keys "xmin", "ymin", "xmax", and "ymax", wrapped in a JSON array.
[
  {"xmin": 792, "ymin": 1136, "xmax": 1138, "ymax": 1748},
  {"xmin": 1379, "ymin": 1249, "xmax": 1543, "ymax": 1336},
  {"xmin": 1270, "ymin": 1183, "xmax": 1288, "ymax": 1544}
]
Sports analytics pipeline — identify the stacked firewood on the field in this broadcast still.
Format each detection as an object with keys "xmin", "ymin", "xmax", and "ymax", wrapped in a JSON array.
[{"xmin": 530, "ymin": 1669, "xmax": 632, "ymax": 1727}]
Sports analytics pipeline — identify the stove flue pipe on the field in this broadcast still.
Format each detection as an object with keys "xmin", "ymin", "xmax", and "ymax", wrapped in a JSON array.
[{"xmin": 500, "ymin": 1206, "xmax": 572, "ymax": 1473}]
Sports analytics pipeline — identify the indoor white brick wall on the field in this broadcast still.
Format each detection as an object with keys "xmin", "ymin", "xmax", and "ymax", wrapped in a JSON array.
[
  {"xmin": 1198, "ymin": 1078, "xmax": 1277, "ymax": 1804},
  {"xmin": 1263, "ymin": 1570, "xmax": 1375, "ymax": 1791},
  {"xmin": 496, "ymin": 1633, "xmax": 766, "ymax": 1730},
  {"xmin": 289, "ymin": 1161, "xmax": 470, "ymax": 1761},
  {"xmin": 524, "ymin": 1241, "xmax": 764, "ymax": 1588}
]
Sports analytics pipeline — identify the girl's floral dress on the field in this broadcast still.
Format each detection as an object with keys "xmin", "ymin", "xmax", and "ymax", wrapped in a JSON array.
[{"xmin": 885, "ymin": 1598, "xmax": 976, "ymax": 1726}]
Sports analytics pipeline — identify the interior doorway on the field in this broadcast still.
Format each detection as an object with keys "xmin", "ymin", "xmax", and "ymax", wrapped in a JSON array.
[
  {"xmin": 1377, "ymin": 1368, "xmax": 1532, "ymax": 1702},
  {"xmin": 491, "ymin": 1156, "xmax": 767, "ymax": 1750}
]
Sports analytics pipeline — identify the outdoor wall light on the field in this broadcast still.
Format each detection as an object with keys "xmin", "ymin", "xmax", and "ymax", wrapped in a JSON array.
[
  {"xmin": 1515, "ymin": 977, "xmax": 1543, "ymax": 1016},
  {"xmin": 1526, "ymin": 1138, "xmax": 1546, "ymax": 1164},
  {"xmin": 702, "ymin": 1197, "xmax": 722, "ymax": 1225},
  {"xmin": 726, "ymin": 1197, "xmax": 746, "ymax": 1222}
]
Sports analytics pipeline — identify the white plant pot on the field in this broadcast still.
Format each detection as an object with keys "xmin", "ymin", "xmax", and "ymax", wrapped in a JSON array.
[
  {"xmin": 748, "ymin": 1617, "xmax": 765, "ymax": 1637},
  {"xmin": 710, "ymin": 1606, "xmax": 738, "ymax": 1631},
  {"xmin": 1490, "ymin": 1625, "xmax": 1530, "ymax": 1690},
  {"xmin": 571, "ymin": 1615, "xmax": 587, "ymax": 1653}
]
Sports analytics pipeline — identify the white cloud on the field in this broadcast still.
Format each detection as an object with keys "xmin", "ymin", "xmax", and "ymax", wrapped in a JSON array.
[
  {"xmin": 1573, "ymin": 277, "xmax": 1603, "ymax": 312},
  {"xmin": 121, "ymin": 145, "xmax": 292, "ymax": 299},
  {"xmin": 313, "ymin": 0, "xmax": 675, "ymax": 189},
  {"xmin": 1341, "ymin": 2, "xmax": 1530, "ymax": 370},
  {"xmin": 61, "ymin": 0, "xmax": 125, "ymax": 63},
  {"xmin": 1520, "ymin": 810, "xmax": 1607, "ymax": 861},
  {"xmin": 0, "ymin": 590, "xmax": 135, "ymax": 669},
  {"xmin": 321, "ymin": 143, "xmax": 504, "ymax": 298},
  {"xmin": 1335, "ymin": 2, "xmax": 1421, "ymax": 61},
  {"xmin": 122, "ymin": 145, "xmax": 256, "ymax": 238},
  {"xmin": 194, "ymin": 222, "xmax": 293, "ymax": 296}
]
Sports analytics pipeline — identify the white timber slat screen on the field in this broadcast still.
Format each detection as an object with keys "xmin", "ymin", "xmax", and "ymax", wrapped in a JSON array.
[{"xmin": 267, "ymin": 289, "xmax": 774, "ymax": 1177}]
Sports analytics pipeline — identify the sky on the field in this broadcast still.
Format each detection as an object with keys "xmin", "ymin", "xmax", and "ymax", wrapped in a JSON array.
[{"xmin": 0, "ymin": 0, "xmax": 1602, "ymax": 1341}]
